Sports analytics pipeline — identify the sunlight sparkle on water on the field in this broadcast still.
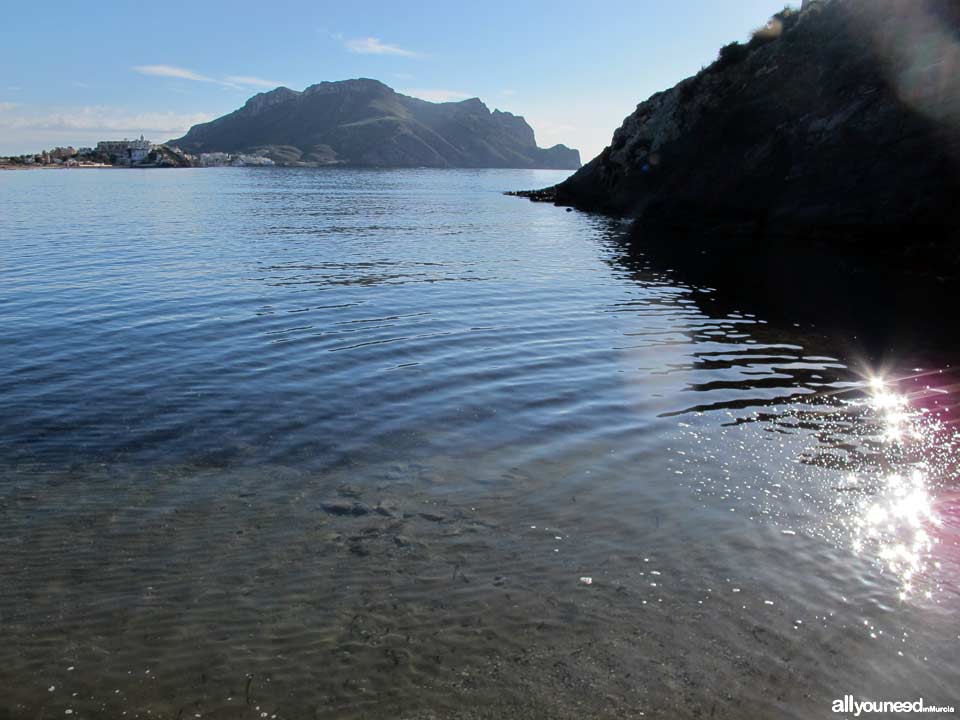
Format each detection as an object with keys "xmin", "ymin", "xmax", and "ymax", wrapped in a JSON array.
[
  {"xmin": 684, "ymin": 363, "xmax": 957, "ymax": 607},
  {"xmin": 845, "ymin": 374, "xmax": 952, "ymax": 601}
]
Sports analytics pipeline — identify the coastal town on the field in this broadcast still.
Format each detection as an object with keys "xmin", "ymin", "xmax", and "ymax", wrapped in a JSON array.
[{"xmin": 0, "ymin": 135, "xmax": 277, "ymax": 169}]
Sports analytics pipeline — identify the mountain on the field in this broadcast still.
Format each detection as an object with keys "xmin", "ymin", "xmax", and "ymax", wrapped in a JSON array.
[
  {"xmin": 524, "ymin": 0, "xmax": 960, "ymax": 278},
  {"xmin": 170, "ymin": 79, "xmax": 580, "ymax": 169}
]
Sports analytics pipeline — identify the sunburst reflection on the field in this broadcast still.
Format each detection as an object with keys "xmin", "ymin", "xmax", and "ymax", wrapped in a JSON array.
[{"xmin": 845, "ymin": 371, "xmax": 955, "ymax": 601}]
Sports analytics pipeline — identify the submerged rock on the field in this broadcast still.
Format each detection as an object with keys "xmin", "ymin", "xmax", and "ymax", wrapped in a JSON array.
[
  {"xmin": 321, "ymin": 500, "xmax": 370, "ymax": 517},
  {"xmin": 418, "ymin": 511, "xmax": 446, "ymax": 523},
  {"xmin": 336, "ymin": 484, "xmax": 364, "ymax": 499},
  {"xmin": 374, "ymin": 500, "xmax": 399, "ymax": 517}
]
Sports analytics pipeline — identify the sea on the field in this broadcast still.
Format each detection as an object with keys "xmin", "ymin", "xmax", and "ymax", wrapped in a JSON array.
[{"xmin": 0, "ymin": 167, "xmax": 957, "ymax": 719}]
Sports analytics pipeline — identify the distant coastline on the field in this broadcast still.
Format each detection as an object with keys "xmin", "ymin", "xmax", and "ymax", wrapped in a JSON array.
[
  {"xmin": 0, "ymin": 162, "xmax": 113, "ymax": 170},
  {"xmin": 3, "ymin": 79, "xmax": 584, "ymax": 171}
]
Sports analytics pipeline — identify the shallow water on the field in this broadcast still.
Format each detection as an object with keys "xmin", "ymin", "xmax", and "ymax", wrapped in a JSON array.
[{"xmin": 0, "ymin": 168, "xmax": 957, "ymax": 719}]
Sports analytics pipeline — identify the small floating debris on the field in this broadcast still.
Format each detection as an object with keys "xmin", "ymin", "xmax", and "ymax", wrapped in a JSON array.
[
  {"xmin": 764, "ymin": 600, "xmax": 775, "ymax": 605},
  {"xmin": 579, "ymin": 576, "xmax": 593, "ymax": 585},
  {"xmin": 781, "ymin": 529, "xmax": 797, "ymax": 536}
]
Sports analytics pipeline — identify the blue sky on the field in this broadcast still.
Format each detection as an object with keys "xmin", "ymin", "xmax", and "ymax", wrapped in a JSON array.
[{"xmin": 0, "ymin": 0, "xmax": 796, "ymax": 160}]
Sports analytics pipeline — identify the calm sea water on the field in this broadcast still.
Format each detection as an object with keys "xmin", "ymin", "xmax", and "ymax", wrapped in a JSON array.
[{"xmin": 0, "ymin": 168, "xmax": 957, "ymax": 719}]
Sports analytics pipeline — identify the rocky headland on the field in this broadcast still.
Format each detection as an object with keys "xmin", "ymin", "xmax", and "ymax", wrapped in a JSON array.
[
  {"xmin": 517, "ymin": 0, "xmax": 960, "ymax": 337},
  {"xmin": 171, "ymin": 79, "xmax": 581, "ymax": 169}
]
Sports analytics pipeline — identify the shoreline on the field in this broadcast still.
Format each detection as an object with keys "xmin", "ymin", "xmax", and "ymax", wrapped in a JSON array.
[
  {"xmin": 0, "ymin": 163, "xmax": 113, "ymax": 171},
  {"xmin": 2, "ymin": 163, "xmax": 583, "ymax": 172}
]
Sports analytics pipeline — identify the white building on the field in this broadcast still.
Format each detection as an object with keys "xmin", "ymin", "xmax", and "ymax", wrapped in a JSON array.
[
  {"xmin": 199, "ymin": 152, "xmax": 231, "ymax": 167},
  {"xmin": 96, "ymin": 135, "xmax": 153, "ymax": 165}
]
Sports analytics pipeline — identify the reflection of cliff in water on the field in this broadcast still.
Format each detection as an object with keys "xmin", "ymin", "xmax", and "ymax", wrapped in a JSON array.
[
  {"xmin": 593, "ymin": 221, "xmax": 855, "ymax": 420},
  {"xmin": 596, "ymin": 219, "xmax": 959, "ymax": 482},
  {"xmin": 610, "ymin": 221, "xmax": 959, "ymax": 361},
  {"xmin": 595, "ymin": 224, "xmax": 959, "ymax": 615}
]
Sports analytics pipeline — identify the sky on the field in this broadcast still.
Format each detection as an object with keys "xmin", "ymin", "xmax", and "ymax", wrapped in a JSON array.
[{"xmin": 0, "ymin": 0, "xmax": 797, "ymax": 161}]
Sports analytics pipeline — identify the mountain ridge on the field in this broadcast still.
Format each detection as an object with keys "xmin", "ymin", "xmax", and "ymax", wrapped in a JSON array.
[{"xmin": 171, "ymin": 78, "xmax": 580, "ymax": 169}]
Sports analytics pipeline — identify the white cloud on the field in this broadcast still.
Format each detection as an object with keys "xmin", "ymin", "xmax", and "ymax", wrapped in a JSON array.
[
  {"xmin": 132, "ymin": 64, "xmax": 213, "ymax": 82},
  {"xmin": 400, "ymin": 88, "xmax": 472, "ymax": 103},
  {"xmin": 132, "ymin": 66, "xmax": 284, "ymax": 91},
  {"xmin": 345, "ymin": 37, "xmax": 418, "ymax": 57},
  {"xmin": 225, "ymin": 75, "xmax": 284, "ymax": 89},
  {"xmin": 0, "ymin": 105, "xmax": 214, "ymax": 153}
]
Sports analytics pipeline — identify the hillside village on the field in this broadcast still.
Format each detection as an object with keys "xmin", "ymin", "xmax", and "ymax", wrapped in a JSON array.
[{"xmin": 0, "ymin": 135, "xmax": 276, "ymax": 169}]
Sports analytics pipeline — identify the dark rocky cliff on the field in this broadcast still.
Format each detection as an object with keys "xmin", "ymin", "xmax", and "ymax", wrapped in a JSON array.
[
  {"xmin": 171, "ymin": 79, "xmax": 580, "ymax": 169},
  {"xmin": 544, "ymin": 0, "xmax": 960, "ymax": 277}
]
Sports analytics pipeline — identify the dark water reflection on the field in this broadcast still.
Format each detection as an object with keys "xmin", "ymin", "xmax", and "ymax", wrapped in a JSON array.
[{"xmin": 0, "ymin": 168, "xmax": 957, "ymax": 719}]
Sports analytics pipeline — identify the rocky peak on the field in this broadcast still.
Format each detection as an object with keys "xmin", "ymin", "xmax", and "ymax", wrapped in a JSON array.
[
  {"xmin": 171, "ymin": 77, "xmax": 580, "ymax": 169},
  {"xmin": 242, "ymin": 87, "xmax": 300, "ymax": 115},
  {"xmin": 303, "ymin": 78, "xmax": 393, "ymax": 96},
  {"xmin": 491, "ymin": 109, "xmax": 536, "ymax": 147}
]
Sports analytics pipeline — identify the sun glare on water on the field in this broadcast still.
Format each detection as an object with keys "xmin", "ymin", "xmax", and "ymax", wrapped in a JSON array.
[{"xmin": 845, "ymin": 370, "xmax": 957, "ymax": 602}]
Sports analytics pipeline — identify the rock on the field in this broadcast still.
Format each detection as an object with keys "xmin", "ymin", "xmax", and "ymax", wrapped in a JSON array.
[
  {"xmin": 374, "ymin": 500, "xmax": 399, "ymax": 517},
  {"xmin": 321, "ymin": 500, "xmax": 370, "ymax": 517},
  {"xmin": 348, "ymin": 541, "xmax": 369, "ymax": 557},
  {"xmin": 535, "ymin": 0, "xmax": 960, "ymax": 279}
]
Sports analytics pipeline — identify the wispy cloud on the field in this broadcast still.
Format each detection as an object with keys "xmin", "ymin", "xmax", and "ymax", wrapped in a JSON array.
[
  {"xmin": 0, "ymin": 102, "xmax": 18, "ymax": 111},
  {"xmin": 0, "ymin": 105, "xmax": 212, "ymax": 137},
  {"xmin": 224, "ymin": 75, "xmax": 283, "ymax": 89},
  {"xmin": 132, "ymin": 65, "xmax": 285, "ymax": 91},
  {"xmin": 400, "ymin": 88, "xmax": 472, "ymax": 103},
  {"xmin": 345, "ymin": 37, "xmax": 418, "ymax": 57},
  {"xmin": 133, "ymin": 64, "xmax": 213, "ymax": 82}
]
